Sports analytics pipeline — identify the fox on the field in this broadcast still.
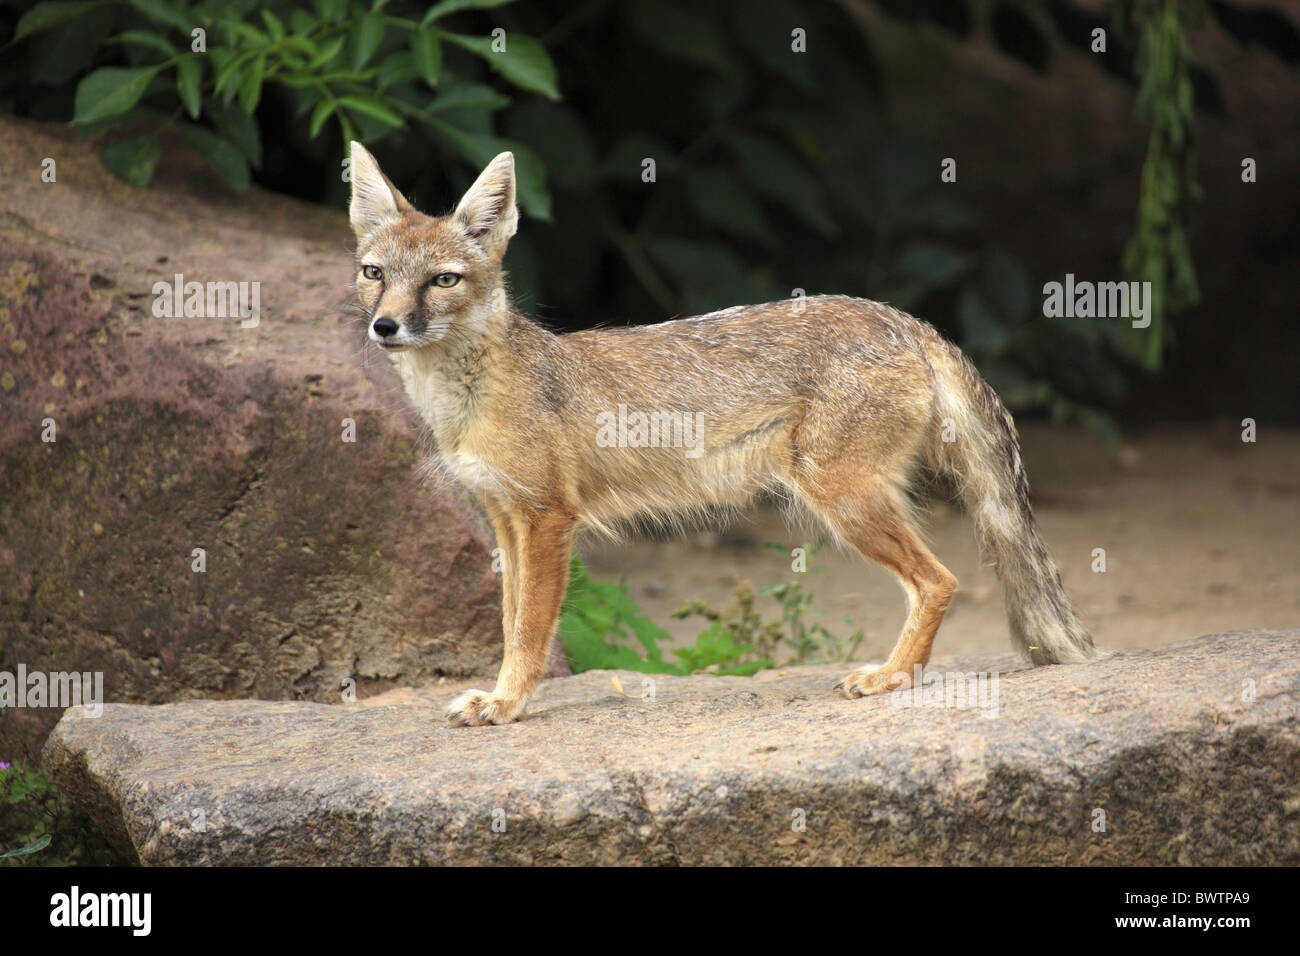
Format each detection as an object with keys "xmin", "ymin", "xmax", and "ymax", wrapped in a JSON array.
[{"xmin": 346, "ymin": 141, "xmax": 1100, "ymax": 726}]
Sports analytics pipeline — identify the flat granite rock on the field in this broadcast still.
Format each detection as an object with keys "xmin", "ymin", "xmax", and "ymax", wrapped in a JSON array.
[{"xmin": 43, "ymin": 629, "xmax": 1300, "ymax": 865}]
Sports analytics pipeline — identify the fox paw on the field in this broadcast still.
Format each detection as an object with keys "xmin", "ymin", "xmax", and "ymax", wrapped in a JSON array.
[
  {"xmin": 447, "ymin": 689, "xmax": 521, "ymax": 726},
  {"xmin": 835, "ymin": 665, "xmax": 911, "ymax": 699}
]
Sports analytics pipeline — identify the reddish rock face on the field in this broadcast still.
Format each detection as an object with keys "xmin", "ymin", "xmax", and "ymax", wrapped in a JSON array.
[{"xmin": 0, "ymin": 117, "xmax": 508, "ymax": 759}]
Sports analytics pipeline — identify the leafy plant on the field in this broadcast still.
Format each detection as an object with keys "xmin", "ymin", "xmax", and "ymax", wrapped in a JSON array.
[
  {"xmin": 558, "ymin": 542, "xmax": 869, "ymax": 677},
  {"xmin": 1113, "ymin": 0, "xmax": 1204, "ymax": 370},
  {"xmin": 558, "ymin": 555, "xmax": 772, "ymax": 676},
  {"xmin": 4, "ymin": 0, "xmax": 1227, "ymax": 427},
  {"xmin": 0, "ymin": 760, "xmax": 122, "ymax": 866},
  {"xmin": 558, "ymin": 554, "xmax": 680, "ymax": 674},
  {"xmin": 11, "ymin": 0, "xmax": 558, "ymax": 215},
  {"xmin": 669, "ymin": 582, "xmax": 781, "ymax": 676},
  {"xmin": 674, "ymin": 541, "xmax": 865, "ymax": 667}
]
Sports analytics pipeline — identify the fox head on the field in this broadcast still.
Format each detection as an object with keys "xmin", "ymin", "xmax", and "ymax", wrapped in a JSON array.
[{"xmin": 348, "ymin": 141, "xmax": 517, "ymax": 351}]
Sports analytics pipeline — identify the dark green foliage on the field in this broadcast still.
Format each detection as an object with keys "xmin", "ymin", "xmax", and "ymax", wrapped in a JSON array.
[
  {"xmin": 559, "ymin": 543, "xmax": 866, "ymax": 677},
  {"xmin": 558, "ymin": 554, "xmax": 680, "ymax": 674},
  {"xmin": 559, "ymin": 554, "xmax": 770, "ymax": 676},
  {"xmin": 1114, "ymin": 0, "xmax": 1204, "ymax": 371},
  {"xmin": 3, "ymin": 0, "xmax": 1221, "ymax": 426},
  {"xmin": 0, "ymin": 762, "xmax": 124, "ymax": 866},
  {"xmin": 10, "ymin": 0, "xmax": 558, "ymax": 216}
]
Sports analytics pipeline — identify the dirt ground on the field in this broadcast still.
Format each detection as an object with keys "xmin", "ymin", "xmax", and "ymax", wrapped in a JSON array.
[{"xmin": 578, "ymin": 423, "xmax": 1300, "ymax": 664}]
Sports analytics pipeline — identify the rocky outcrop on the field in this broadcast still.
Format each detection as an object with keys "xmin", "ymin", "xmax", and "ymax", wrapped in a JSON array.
[
  {"xmin": 0, "ymin": 115, "xmax": 507, "ymax": 759},
  {"xmin": 42, "ymin": 629, "xmax": 1300, "ymax": 865}
]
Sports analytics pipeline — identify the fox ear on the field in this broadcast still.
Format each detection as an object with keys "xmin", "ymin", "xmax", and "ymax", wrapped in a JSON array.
[
  {"xmin": 453, "ymin": 151, "xmax": 518, "ymax": 258},
  {"xmin": 349, "ymin": 141, "xmax": 412, "ymax": 239}
]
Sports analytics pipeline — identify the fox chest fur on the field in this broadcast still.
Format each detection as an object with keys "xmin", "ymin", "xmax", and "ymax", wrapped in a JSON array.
[{"xmin": 389, "ymin": 340, "xmax": 527, "ymax": 498}]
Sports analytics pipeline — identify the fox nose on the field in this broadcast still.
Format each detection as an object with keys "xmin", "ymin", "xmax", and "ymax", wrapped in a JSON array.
[{"xmin": 372, "ymin": 317, "xmax": 398, "ymax": 337}]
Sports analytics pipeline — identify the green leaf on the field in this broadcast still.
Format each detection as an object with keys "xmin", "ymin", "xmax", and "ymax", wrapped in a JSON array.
[
  {"xmin": 108, "ymin": 28, "xmax": 175, "ymax": 57},
  {"xmin": 336, "ymin": 112, "xmax": 357, "ymax": 145},
  {"xmin": 282, "ymin": 37, "xmax": 316, "ymax": 59},
  {"xmin": 422, "ymin": 0, "xmax": 517, "ymax": 25},
  {"xmin": 558, "ymin": 556, "xmax": 680, "ymax": 675},
  {"xmin": 313, "ymin": 0, "xmax": 347, "ymax": 20},
  {"xmin": 279, "ymin": 67, "xmax": 379, "ymax": 88},
  {"xmin": 100, "ymin": 133, "xmax": 161, "ymax": 187},
  {"xmin": 73, "ymin": 105, "xmax": 165, "ymax": 139},
  {"xmin": 238, "ymin": 54, "xmax": 265, "ymax": 113},
  {"xmin": 309, "ymin": 35, "xmax": 345, "ymax": 69},
  {"xmin": 411, "ymin": 28, "xmax": 443, "ymax": 86},
  {"xmin": 72, "ymin": 66, "xmax": 161, "ymax": 124},
  {"xmin": 349, "ymin": 10, "xmax": 386, "ymax": 70},
  {"xmin": 0, "ymin": 834, "xmax": 52, "ymax": 859},
  {"xmin": 309, "ymin": 98, "xmax": 337, "ymax": 138},
  {"xmin": 177, "ymin": 124, "xmax": 251, "ymax": 189},
  {"xmin": 230, "ymin": 21, "xmax": 271, "ymax": 47},
  {"xmin": 15, "ymin": 1, "xmax": 99, "ymax": 41},
  {"xmin": 375, "ymin": 51, "xmax": 417, "ymax": 90},
  {"xmin": 127, "ymin": 0, "xmax": 197, "ymax": 34},
  {"xmin": 213, "ymin": 49, "xmax": 256, "ymax": 98},
  {"xmin": 259, "ymin": 9, "xmax": 285, "ymax": 41},
  {"xmin": 336, "ymin": 96, "xmax": 404, "ymax": 129},
  {"xmin": 443, "ymin": 32, "xmax": 559, "ymax": 100},
  {"xmin": 176, "ymin": 57, "xmax": 202, "ymax": 118},
  {"xmin": 426, "ymin": 81, "xmax": 508, "ymax": 114}
]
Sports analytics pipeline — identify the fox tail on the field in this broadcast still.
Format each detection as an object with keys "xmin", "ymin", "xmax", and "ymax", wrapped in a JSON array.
[{"xmin": 925, "ymin": 340, "xmax": 1100, "ymax": 665}]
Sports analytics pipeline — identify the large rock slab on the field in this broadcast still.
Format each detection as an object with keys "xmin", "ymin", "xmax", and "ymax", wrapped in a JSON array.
[
  {"xmin": 42, "ymin": 629, "xmax": 1300, "ymax": 865},
  {"xmin": 0, "ymin": 116, "xmax": 508, "ymax": 758}
]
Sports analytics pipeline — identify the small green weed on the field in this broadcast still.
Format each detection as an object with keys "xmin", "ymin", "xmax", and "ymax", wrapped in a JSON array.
[{"xmin": 558, "ymin": 542, "xmax": 865, "ymax": 676}]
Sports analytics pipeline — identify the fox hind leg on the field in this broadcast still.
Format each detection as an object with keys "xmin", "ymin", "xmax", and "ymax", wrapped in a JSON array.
[{"xmin": 797, "ymin": 472, "xmax": 957, "ymax": 698}]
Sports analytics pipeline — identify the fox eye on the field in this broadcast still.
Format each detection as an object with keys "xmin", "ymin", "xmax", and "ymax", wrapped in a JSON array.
[
  {"xmin": 433, "ymin": 273, "xmax": 461, "ymax": 288},
  {"xmin": 361, "ymin": 265, "xmax": 383, "ymax": 281}
]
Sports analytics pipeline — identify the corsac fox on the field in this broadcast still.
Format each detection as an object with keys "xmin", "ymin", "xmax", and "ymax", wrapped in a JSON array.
[{"xmin": 347, "ymin": 142, "xmax": 1099, "ymax": 726}]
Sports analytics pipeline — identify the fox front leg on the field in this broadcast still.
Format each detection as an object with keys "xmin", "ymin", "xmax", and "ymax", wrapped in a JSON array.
[{"xmin": 447, "ymin": 511, "xmax": 574, "ymax": 726}]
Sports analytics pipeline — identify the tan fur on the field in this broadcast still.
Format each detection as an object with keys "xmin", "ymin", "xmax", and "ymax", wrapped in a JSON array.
[{"xmin": 346, "ymin": 143, "xmax": 1100, "ymax": 725}]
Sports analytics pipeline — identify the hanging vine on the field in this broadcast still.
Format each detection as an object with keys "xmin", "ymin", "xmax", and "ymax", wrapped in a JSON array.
[{"xmin": 1114, "ymin": 0, "xmax": 1205, "ymax": 371}]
